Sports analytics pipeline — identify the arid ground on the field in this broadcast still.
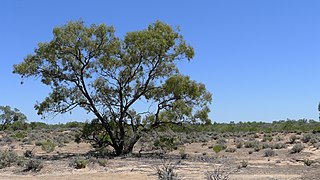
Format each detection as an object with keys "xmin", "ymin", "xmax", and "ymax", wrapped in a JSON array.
[{"xmin": 0, "ymin": 129, "xmax": 320, "ymax": 180}]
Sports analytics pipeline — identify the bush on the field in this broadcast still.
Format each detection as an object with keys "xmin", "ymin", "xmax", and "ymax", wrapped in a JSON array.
[
  {"xmin": 271, "ymin": 143, "xmax": 287, "ymax": 149},
  {"xmin": 24, "ymin": 150, "xmax": 34, "ymax": 158},
  {"xmin": 235, "ymin": 141, "xmax": 243, "ymax": 148},
  {"xmin": 303, "ymin": 159, "xmax": 314, "ymax": 166},
  {"xmin": 25, "ymin": 159, "xmax": 43, "ymax": 172},
  {"xmin": 301, "ymin": 134, "xmax": 312, "ymax": 143},
  {"xmin": 244, "ymin": 141, "xmax": 259, "ymax": 148},
  {"xmin": 225, "ymin": 147, "xmax": 236, "ymax": 153},
  {"xmin": 97, "ymin": 159, "xmax": 108, "ymax": 167},
  {"xmin": 154, "ymin": 136, "xmax": 176, "ymax": 153},
  {"xmin": 0, "ymin": 150, "xmax": 23, "ymax": 168},
  {"xmin": 12, "ymin": 131, "xmax": 27, "ymax": 140},
  {"xmin": 264, "ymin": 149, "xmax": 276, "ymax": 157},
  {"xmin": 290, "ymin": 143, "xmax": 304, "ymax": 154},
  {"xmin": 216, "ymin": 138, "xmax": 227, "ymax": 145},
  {"xmin": 72, "ymin": 157, "xmax": 88, "ymax": 169},
  {"xmin": 289, "ymin": 134, "xmax": 297, "ymax": 144},
  {"xmin": 212, "ymin": 145, "xmax": 226, "ymax": 153},
  {"xmin": 154, "ymin": 161, "xmax": 179, "ymax": 180},
  {"xmin": 239, "ymin": 160, "xmax": 248, "ymax": 168},
  {"xmin": 178, "ymin": 147, "xmax": 187, "ymax": 159},
  {"xmin": 206, "ymin": 165, "xmax": 236, "ymax": 180},
  {"xmin": 41, "ymin": 140, "xmax": 56, "ymax": 153}
]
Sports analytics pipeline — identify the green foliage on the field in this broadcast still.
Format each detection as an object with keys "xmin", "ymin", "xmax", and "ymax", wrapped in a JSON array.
[
  {"xmin": 301, "ymin": 133, "xmax": 313, "ymax": 143},
  {"xmin": 41, "ymin": 139, "xmax": 56, "ymax": 153},
  {"xmin": 154, "ymin": 136, "xmax": 176, "ymax": 153},
  {"xmin": 12, "ymin": 131, "xmax": 27, "ymax": 140},
  {"xmin": 80, "ymin": 119, "xmax": 112, "ymax": 149},
  {"xmin": 212, "ymin": 144, "xmax": 225, "ymax": 153},
  {"xmin": 13, "ymin": 20, "xmax": 211, "ymax": 156},
  {"xmin": 29, "ymin": 122, "xmax": 47, "ymax": 130},
  {"xmin": 71, "ymin": 157, "xmax": 88, "ymax": 169},
  {"xmin": 0, "ymin": 106, "xmax": 27, "ymax": 130},
  {"xmin": 0, "ymin": 150, "xmax": 22, "ymax": 169}
]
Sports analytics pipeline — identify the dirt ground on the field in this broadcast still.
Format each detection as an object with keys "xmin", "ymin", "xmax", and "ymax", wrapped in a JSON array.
[{"xmin": 0, "ymin": 133, "xmax": 320, "ymax": 180}]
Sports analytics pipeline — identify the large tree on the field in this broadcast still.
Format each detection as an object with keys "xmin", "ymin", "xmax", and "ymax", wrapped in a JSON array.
[{"xmin": 13, "ymin": 20, "xmax": 212, "ymax": 155}]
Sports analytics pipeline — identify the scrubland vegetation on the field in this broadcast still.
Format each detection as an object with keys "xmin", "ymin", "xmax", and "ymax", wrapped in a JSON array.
[{"xmin": 0, "ymin": 117, "xmax": 320, "ymax": 179}]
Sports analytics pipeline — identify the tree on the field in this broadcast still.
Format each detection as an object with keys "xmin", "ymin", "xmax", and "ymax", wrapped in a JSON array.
[
  {"xmin": 13, "ymin": 20, "xmax": 212, "ymax": 155},
  {"xmin": 0, "ymin": 106, "xmax": 27, "ymax": 130}
]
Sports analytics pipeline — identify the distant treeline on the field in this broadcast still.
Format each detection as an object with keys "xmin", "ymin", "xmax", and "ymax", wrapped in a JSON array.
[{"xmin": 3, "ymin": 119, "xmax": 320, "ymax": 133}]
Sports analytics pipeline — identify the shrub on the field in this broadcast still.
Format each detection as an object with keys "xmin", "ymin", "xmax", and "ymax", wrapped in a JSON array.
[
  {"xmin": 25, "ymin": 159, "xmax": 43, "ymax": 172},
  {"xmin": 289, "ymin": 134, "xmax": 297, "ymax": 144},
  {"xmin": 264, "ymin": 149, "xmax": 276, "ymax": 157},
  {"xmin": 97, "ymin": 159, "xmax": 108, "ymax": 167},
  {"xmin": 239, "ymin": 160, "xmax": 248, "ymax": 168},
  {"xmin": 235, "ymin": 140, "xmax": 243, "ymax": 149},
  {"xmin": 24, "ymin": 150, "xmax": 34, "ymax": 158},
  {"xmin": 213, "ymin": 145, "xmax": 226, "ymax": 153},
  {"xmin": 41, "ymin": 140, "xmax": 56, "ymax": 153},
  {"xmin": 244, "ymin": 141, "xmax": 259, "ymax": 148},
  {"xmin": 290, "ymin": 143, "xmax": 304, "ymax": 154},
  {"xmin": 271, "ymin": 143, "xmax": 287, "ymax": 149},
  {"xmin": 154, "ymin": 136, "xmax": 176, "ymax": 153},
  {"xmin": 154, "ymin": 161, "xmax": 179, "ymax": 180},
  {"xmin": 71, "ymin": 157, "xmax": 88, "ymax": 169},
  {"xmin": 206, "ymin": 165, "xmax": 235, "ymax": 180},
  {"xmin": 262, "ymin": 134, "xmax": 273, "ymax": 142},
  {"xmin": 225, "ymin": 147, "xmax": 236, "ymax": 153},
  {"xmin": 314, "ymin": 142, "xmax": 320, "ymax": 149},
  {"xmin": 303, "ymin": 159, "xmax": 314, "ymax": 166},
  {"xmin": 0, "ymin": 150, "xmax": 22, "ymax": 168},
  {"xmin": 216, "ymin": 138, "xmax": 227, "ymax": 145},
  {"xmin": 261, "ymin": 143, "xmax": 270, "ymax": 149},
  {"xmin": 301, "ymin": 134, "xmax": 312, "ymax": 143},
  {"xmin": 12, "ymin": 131, "xmax": 26, "ymax": 140},
  {"xmin": 178, "ymin": 147, "xmax": 187, "ymax": 159}
]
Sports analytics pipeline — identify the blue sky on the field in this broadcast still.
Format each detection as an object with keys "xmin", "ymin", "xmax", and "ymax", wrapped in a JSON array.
[{"xmin": 1, "ymin": 0, "xmax": 320, "ymax": 123}]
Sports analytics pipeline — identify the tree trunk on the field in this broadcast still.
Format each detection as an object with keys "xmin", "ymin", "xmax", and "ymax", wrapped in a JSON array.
[{"xmin": 125, "ymin": 134, "xmax": 141, "ymax": 154}]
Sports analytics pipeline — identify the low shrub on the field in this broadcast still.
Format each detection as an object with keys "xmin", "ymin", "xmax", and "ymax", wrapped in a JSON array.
[
  {"xmin": 25, "ymin": 159, "xmax": 43, "ymax": 172},
  {"xmin": 71, "ymin": 157, "xmax": 88, "ymax": 169},
  {"xmin": 154, "ymin": 161, "xmax": 179, "ymax": 180},
  {"xmin": 244, "ymin": 140, "xmax": 259, "ymax": 148},
  {"xmin": 212, "ymin": 145, "xmax": 226, "ymax": 153},
  {"xmin": 41, "ymin": 140, "xmax": 56, "ymax": 153},
  {"xmin": 301, "ymin": 133, "xmax": 312, "ymax": 143},
  {"xmin": 271, "ymin": 143, "xmax": 287, "ymax": 149},
  {"xmin": 303, "ymin": 159, "xmax": 314, "ymax": 166},
  {"xmin": 239, "ymin": 160, "xmax": 248, "ymax": 168},
  {"xmin": 264, "ymin": 149, "xmax": 276, "ymax": 157},
  {"xmin": 290, "ymin": 143, "xmax": 304, "ymax": 154},
  {"xmin": 0, "ymin": 150, "xmax": 23, "ymax": 169},
  {"xmin": 289, "ymin": 134, "xmax": 297, "ymax": 144},
  {"xmin": 225, "ymin": 147, "xmax": 236, "ymax": 153}
]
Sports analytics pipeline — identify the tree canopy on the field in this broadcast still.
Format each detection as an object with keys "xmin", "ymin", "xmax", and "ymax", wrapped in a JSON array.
[
  {"xmin": 0, "ymin": 106, "xmax": 27, "ymax": 130},
  {"xmin": 13, "ymin": 20, "xmax": 212, "ymax": 155}
]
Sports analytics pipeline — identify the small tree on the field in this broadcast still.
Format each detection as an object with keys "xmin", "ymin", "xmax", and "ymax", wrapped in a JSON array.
[
  {"xmin": 0, "ymin": 106, "xmax": 27, "ymax": 130},
  {"xmin": 13, "ymin": 20, "xmax": 212, "ymax": 155}
]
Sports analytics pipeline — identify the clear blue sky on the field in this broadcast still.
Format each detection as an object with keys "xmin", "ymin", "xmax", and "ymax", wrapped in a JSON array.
[{"xmin": 1, "ymin": 0, "xmax": 320, "ymax": 123}]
